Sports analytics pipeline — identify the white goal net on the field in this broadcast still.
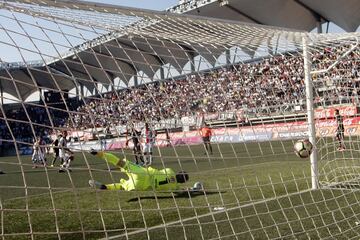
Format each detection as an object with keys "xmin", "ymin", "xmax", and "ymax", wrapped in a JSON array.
[{"xmin": 0, "ymin": 0, "xmax": 360, "ymax": 239}]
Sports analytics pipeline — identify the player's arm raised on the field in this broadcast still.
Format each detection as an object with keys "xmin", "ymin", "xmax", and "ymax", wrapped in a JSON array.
[{"xmin": 90, "ymin": 149, "xmax": 125, "ymax": 168}]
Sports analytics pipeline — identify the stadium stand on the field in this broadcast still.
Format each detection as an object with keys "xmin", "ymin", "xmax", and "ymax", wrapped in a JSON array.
[
  {"xmin": 1, "ymin": 43, "xmax": 358, "ymax": 156},
  {"xmin": 2, "ymin": 1, "xmax": 360, "ymax": 239},
  {"xmin": 65, "ymin": 44, "xmax": 359, "ymax": 128}
]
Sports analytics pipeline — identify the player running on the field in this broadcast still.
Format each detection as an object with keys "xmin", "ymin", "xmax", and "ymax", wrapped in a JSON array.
[
  {"xmin": 125, "ymin": 125, "xmax": 144, "ymax": 165},
  {"xmin": 88, "ymin": 150, "xmax": 189, "ymax": 192},
  {"xmin": 335, "ymin": 109, "xmax": 346, "ymax": 151}
]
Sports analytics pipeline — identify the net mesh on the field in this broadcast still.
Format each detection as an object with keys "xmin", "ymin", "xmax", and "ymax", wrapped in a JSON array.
[{"xmin": 0, "ymin": 0, "xmax": 360, "ymax": 239}]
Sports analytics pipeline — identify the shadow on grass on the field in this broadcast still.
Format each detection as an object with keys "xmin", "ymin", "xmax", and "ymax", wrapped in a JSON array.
[{"xmin": 128, "ymin": 191, "xmax": 226, "ymax": 202}]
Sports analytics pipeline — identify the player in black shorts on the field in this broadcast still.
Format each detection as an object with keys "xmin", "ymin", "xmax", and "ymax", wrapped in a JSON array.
[
  {"xmin": 125, "ymin": 126, "xmax": 144, "ymax": 165},
  {"xmin": 335, "ymin": 109, "xmax": 346, "ymax": 151},
  {"xmin": 51, "ymin": 136, "xmax": 60, "ymax": 167}
]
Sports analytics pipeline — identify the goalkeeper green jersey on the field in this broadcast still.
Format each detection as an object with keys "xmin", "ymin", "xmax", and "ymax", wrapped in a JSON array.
[{"xmin": 99, "ymin": 152, "xmax": 181, "ymax": 191}]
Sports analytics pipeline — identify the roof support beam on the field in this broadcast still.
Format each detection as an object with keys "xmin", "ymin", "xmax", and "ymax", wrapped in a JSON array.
[
  {"xmin": 316, "ymin": 21, "xmax": 322, "ymax": 33},
  {"xmin": 178, "ymin": 44, "xmax": 197, "ymax": 73},
  {"xmin": 224, "ymin": 4, "xmax": 262, "ymax": 24},
  {"xmin": 293, "ymin": 0, "xmax": 330, "ymax": 32},
  {"xmin": 73, "ymin": 58, "xmax": 115, "ymax": 86},
  {"xmin": 159, "ymin": 67, "xmax": 165, "ymax": 80},
  {"xmin": 117, "ymin": 40, "xmax": 165, "ymax": 67},
  {"xmin": 92, "ymin": 47, "xmax": 137, "ymax": 74},
  {"xmin": 51, "ymin": 64, "xmax": 100, "ymax": 84},
  {"xmin": 0, "ymin": 81, "xmax": 3, "ymax": 105},
  {"xmin": 21, "ymin": 69, "xmax": 37, "ymax": 86},
  {"xmin": 133, "ymin": 75, "xmax": 138, "ymax": 87}
]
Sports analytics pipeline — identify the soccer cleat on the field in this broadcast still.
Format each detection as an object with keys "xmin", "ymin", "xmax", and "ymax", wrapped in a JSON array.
[
  {"xmin": 90, "ymin": 148, "xmax": 98, "ymax": 155},
  {"xmin": 89, "ymin": 180, "xmax": 107, "ymax": 189},
  {"xmin": 337, "ymin": 147, "xmax": 346, "ymax": 152},
  {"xmin": 143, "ymin": 161, "xmax": 151, "ymax": 167}
]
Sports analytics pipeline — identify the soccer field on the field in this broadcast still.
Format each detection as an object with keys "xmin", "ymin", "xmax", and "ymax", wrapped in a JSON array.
[{"xmin": 1, "ymin": 140, "xmax": 360, "ymax": 240}]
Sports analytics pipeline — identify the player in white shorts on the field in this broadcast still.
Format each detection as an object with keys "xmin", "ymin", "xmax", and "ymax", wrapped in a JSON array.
[
  {"xmin": 31, "ymin": 137, "xmax": 46, "ymax": 168},
  {"xmin": 39, "ymin": 137, "xmax": 47, "ymax": 164},
  {"xmin": 141, "ymin": 123, "xmax": 156, "ymax": 166},
  {"xmin": 59, "ymin": 148, "xmax": 74, "ymax": 172},
  {"xmin": 57, "ymin": 131, "xmax": 74, "ymax": 172},
  {"xmin": 58, "ymin": 131, "xmax": 67, "ymax": 165}
]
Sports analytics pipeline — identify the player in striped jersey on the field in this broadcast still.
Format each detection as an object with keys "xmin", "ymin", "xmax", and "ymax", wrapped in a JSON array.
[
  {"xmin": 125, "ymin": 125, "xmax": 144, "ymax": 165},
  {"xmin": 335, "ymin": 109, "xmax": 346, "ymax": 151},
  {"xmin": 31, "ymin": 137, "xmax": 46, "ymax": 168}
]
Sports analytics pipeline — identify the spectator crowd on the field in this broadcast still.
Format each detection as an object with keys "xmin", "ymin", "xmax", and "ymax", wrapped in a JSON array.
[
  {"xmin": 66, "ymin": 44, "xmax": 359, "ymax": 129},
  {"xmin": 0, "ymin": 105, "xmax": 68, "ymax": 155},
  {"xmin": 0, "ymin": 43, "xmax": 359, "ymax": 153}
]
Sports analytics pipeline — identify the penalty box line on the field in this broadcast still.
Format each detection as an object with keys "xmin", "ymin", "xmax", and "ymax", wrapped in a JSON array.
[{"xmin": 102, "ymin": 189, "xmax": 313, "ymax": 240}]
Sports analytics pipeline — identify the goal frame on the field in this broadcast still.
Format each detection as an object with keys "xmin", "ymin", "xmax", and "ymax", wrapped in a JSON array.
[
  {"xmin": 302, "ymin": 36, "xmax": 319, "ymax": 190},
  {"xmin": 304, "ymin": 35, "xmax": 360, "ymax": 190}
]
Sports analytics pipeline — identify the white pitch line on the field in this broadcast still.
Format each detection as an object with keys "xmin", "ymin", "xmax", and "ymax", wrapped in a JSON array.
[
  {"xmin": 3, "ymin": 189, "xmax": 74, "ymax": 203},
  {"xmin": 101, "ymin": 188, "xmax": 313, "ymax": 240}
]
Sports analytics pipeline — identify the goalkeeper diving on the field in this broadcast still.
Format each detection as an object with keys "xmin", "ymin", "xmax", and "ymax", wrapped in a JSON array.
[{"xmin": 88, "ymin": 150, "xmax": 202, "ymax": 192}]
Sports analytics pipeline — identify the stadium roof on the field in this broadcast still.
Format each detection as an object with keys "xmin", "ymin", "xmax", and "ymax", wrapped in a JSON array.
[
  {"xmin": 0, "ymin": 0, "xmax": 358, "ymax": 101},
  {"xmin": 167, "ymin": 0, "xmax": 360, "ymax": 33}
]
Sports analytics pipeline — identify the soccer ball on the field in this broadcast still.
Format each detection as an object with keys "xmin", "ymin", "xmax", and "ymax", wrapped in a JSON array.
[{"xmin": 294, "ymin": 139, "xmax": 313, "ymax": 158}]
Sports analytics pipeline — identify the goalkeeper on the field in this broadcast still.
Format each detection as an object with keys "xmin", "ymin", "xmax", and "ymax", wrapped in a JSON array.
[{"xmin": 89, "ymin": 150, "xmax": 189, "ymax": 191}]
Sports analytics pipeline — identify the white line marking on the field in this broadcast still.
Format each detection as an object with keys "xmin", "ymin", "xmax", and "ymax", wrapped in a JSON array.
[{"xmin": 101, "ymin": 189, "xmax": 313, "ymax": 240}]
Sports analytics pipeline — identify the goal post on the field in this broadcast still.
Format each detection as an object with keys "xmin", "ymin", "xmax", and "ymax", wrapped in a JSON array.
[
  {"xmin": 305, "ymin": 35, "xmax": 360, "ymax": 189},
  {"xmin": 302, "ymin": 36, "xmax": 319, "ymax": 190}
]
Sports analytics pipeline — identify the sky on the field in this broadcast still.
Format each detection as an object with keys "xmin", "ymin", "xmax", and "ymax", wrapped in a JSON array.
[
  {"xmin": 82, "ymin": 0, "xmax": 359, "ymax": 33},
  {"xmin": 0, "ymin": 0, "xmax": 356, "ymax": 64},
  {"xmin": 0, "ymin": 0, "xmax": 178, "ymax": 103},
  {"xmin": 0, "ymin": 1, "xmax": 179, "ymax": 64}
]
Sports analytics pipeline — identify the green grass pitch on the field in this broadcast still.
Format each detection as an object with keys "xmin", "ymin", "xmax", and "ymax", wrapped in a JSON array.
[{"xmin": 1, "ymin": 140, "xmax": 360, "ymax": 239}]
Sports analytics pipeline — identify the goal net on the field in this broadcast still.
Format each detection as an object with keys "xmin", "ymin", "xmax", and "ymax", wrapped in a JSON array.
[{"xmin": 0, "ymin": 0, "xmax": 360, "ymax": 239}]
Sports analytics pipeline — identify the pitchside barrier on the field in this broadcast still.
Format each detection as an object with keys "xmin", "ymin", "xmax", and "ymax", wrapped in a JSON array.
[
  {"xmin": 66, "ymin": 115, "xmax": 360, "ymax": 152},
  {"xmin": 7, "ymin": 105, "xmax": 357, "ymax": 156}
]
